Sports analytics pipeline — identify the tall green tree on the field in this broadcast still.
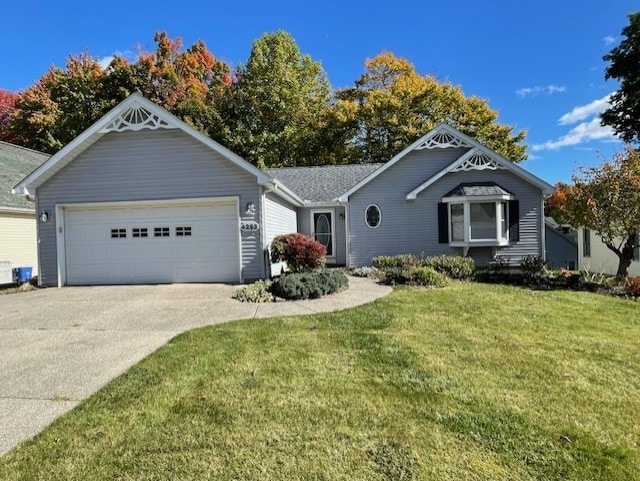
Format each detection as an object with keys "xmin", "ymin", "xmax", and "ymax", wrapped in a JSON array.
[
  {"xmin": 332, "ymin": 52, "xmax": 527, "ymax": 164},
  {"xmin": 557, "ymin": 146, "xmax": 640, "ymax": 277},
  {"xmin": 601, "ymin": 12, "xmax": 640, "ymax": 144},
  {"xmin": 224, "ymin": 31, "xmax": 331, "ymax": 168}
]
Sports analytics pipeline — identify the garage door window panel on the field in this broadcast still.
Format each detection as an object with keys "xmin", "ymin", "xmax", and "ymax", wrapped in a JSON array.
[
  {"xmin": 154, "ymin": 227, "xmax": 170, "ymax": 237},
  {"xmin": 132, "ymin": 227, "xmax": 148, "ymax": 238},
  {"xmin": 110, "ymin": 228, "xmax": 127, "ymax": 239},
  {"xmin": 176, "ymin": 226, "xmax": 192, "ymax": 237}
]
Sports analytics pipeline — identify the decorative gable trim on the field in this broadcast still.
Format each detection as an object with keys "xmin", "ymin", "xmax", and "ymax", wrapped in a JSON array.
[
  {"xmin": 99, "ymin": 104, "xmax": 176, "ymax": 133},
  {"xmin": 450, "ymin": 150, "xmax": 507, "ymax": 172},
  {"xmin": 337, "ymin": 124, "xmax": 483, "ymax": 202},
  {"xmin": 12, "ymin": 93, "xmax": 275, "ymax": 197},
  {"xmin": 406, "ymin": 147, "xmax": 553, "ymax": 200},
  {"xmin": 415, "ymin": 130, "xmax": 473, "ymax": 150}
]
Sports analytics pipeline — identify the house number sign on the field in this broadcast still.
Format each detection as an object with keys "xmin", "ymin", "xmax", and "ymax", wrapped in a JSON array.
[{"xmin": 240, "ymin": 220, "xmax": 260, "ymax": 232}]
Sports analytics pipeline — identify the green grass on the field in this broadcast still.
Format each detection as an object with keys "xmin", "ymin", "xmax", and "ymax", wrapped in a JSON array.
[{"xmin": 1, "ymin": 283, "xmax": 639, "ymax": 480}]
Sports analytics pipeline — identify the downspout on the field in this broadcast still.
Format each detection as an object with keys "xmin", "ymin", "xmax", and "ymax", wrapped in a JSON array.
[{"xmin": 540, "ymin": 195, "xmax": 547, "ymax": 261}]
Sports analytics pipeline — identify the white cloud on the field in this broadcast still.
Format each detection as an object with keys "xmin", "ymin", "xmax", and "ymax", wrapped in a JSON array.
[
  {"xmin": 558, "ymin": 94, "xmax": 613, "ymax": 125},
  {"xmin": 603, "ymin": 35, "xmax": 616, "ymax": 46},
  {"xmin": 532, "ymin": 118, "xmax": 615, "ymax": 151},
  {"xmin": 532, "ymin": 93, "xmax": 620, "ymax": 151},
  {"xmin": 515, "ymin": 84, "xmax": 567, "ymax": 98},
  {"xmin": 98, "ymin": 50, "xmax": 135, "ymax": 70},
  {"xmin": 98, "ymin": 56, "xmax": 114, "ymax": 69}
]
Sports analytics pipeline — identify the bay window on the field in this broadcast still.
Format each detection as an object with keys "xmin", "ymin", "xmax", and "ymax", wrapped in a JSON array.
[
  {"xmin": 447, "ymin": 201, "xmax": 509, "ymax": 246},
  {"xmin": 438, "ymin": 183, "xmax": 518, "ymax": 248}
]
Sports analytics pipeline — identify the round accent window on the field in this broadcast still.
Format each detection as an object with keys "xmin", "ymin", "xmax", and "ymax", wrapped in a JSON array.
[{"xmin": 365, "ymin": 204, "xmax": 381, "ymax": 228}]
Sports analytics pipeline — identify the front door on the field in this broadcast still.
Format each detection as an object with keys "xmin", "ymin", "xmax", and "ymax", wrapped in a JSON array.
[{"xmin": 312, "ymin": 210, "xmax": 334, "ymax": 258}]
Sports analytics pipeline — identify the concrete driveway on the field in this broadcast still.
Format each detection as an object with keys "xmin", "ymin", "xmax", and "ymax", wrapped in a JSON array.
[{"xmin": 0, "ymin": 277, "xmax": 390, "ymax": 456}]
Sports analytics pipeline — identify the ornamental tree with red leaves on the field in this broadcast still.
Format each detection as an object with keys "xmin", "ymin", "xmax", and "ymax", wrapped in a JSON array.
[
  {"xmin": 0, "ymin": 89, "xmax": 17, "ymax": 142},
  {"xmin": 270, "ymin": 233, "xmax": 327, "ymax": 272}
]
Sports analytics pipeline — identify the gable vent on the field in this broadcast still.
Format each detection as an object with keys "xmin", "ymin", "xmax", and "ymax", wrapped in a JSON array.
[
  {"xmin": 451, "ymin": 152, "xmax": 506, "ymax": 172},
  {"xmin": 416, "ymin": 131, "xmax": 473, "ymax": 149},
  {"xmin": 100, "ymin": 104, "xmax": 175, "ymax": 133}
]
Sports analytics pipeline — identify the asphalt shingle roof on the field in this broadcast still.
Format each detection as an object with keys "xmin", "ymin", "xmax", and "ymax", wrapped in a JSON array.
[
  {"xmin": 444, "ymin": 182, "xmax": 512, "ymax": 198},
  {"xmin": 0, "ymin": 142, "xmax": 49, "ymax": 210},
  {"xmin": 266, "ymin": 164, "xmax": 383, "ymax": 203}
]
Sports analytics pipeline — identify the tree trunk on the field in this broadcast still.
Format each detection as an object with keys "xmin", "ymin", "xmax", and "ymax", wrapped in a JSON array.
[
  {"xmin": 616, "ymin": 235, "xmax": 637, "ymax": 278},
  {"xmin": 616, "ymin": 255, "xmax": 632, "ymax": 278}
]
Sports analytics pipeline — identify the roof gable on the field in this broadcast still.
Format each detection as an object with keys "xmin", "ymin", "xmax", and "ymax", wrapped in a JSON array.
[
  {"xmin": 338, "ymin": 124, "xmax": 553, "ymax": 201},
  {"xmin": 406, "ymin": 145, "xmax": 554, "ymax": 199},
  {"xmin": 12, "ymin": 93, "xmax": 272, "ymax": 196}
]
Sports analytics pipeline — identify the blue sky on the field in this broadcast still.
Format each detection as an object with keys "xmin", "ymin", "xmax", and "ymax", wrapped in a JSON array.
[{"xmin": 1, "ymin": 1, "xmax": 637, "ymax": 185}]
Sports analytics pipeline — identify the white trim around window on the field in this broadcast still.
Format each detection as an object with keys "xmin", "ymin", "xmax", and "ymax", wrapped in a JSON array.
[
  {"xmin": 445, "ymin": 199, "xmax": 510, "ymax": 247},
  {"xmin": 310, "ymin": 208, "xmax": 336, "ymax": 260},
  {"xmin": 365, "ymin": 204, "xmax": 381, "ymax": 229}
]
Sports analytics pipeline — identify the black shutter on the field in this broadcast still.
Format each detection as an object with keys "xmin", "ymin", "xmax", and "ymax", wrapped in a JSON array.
[
  {"xmin": 508, "ymin": 200, "xmax": 520, "ymax": 241},
  {"xmin": 438, "ymin": 203, "xmax": 448, "ymax": 243}
]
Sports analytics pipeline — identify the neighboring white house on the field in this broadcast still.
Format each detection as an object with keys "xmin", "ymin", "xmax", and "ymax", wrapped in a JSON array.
[
  {"xmin": 0, "ymin": 142, "xmax": 49, "ymax": 282},
  {"xmin": 578, "ymin": 227, "xmax": 640, "ymax": 277}
]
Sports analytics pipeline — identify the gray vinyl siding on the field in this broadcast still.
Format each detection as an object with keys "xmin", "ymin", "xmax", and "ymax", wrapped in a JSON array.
[
  {"xmin": 347, "ymin": 147, "xmax": 544, "ymax": 267},
  {"xmin": 37, "ymin": 129, "xmax": 263, "ymax": 286},
  {"xmin": 297, "ymin": 205, "xmax": 346, "ymax": 265},
  {"xmin": 264, "ymin": 192, "xmax": 297, "ymax": 246},
  {"xmin": 545, "ymin": 226, "xmax": 578, "ymax": 269}
]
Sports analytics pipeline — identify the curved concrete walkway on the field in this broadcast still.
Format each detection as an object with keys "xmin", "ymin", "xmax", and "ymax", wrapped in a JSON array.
[{"xmin": 0, "ymin": 276, "xmax": 391, "ymax": 456}]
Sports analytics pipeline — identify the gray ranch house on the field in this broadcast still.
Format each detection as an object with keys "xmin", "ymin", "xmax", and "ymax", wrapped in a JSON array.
[{"xmin": 12, "ymin": 93, "xmax": 553, "ymax": 287}]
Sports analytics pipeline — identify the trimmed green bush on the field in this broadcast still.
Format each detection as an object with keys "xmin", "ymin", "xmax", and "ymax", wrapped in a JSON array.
[
  {"xmin": 409, "ymin": 266, "xmax": 451, "ymax": 287},
  {"xmin": 271, "ymin": 269, "xmax": 348, "ymax": 300},
  {"xmin": 232, "ymin": 281, "xmax": 275, "ymax": 303},
  {"xmin": 420, "ymin": 255, "xmax": 475, "ymax": 280},
  {"xmin": 371, "ymin": 255, "xmax": 419, "ymax": 270}
]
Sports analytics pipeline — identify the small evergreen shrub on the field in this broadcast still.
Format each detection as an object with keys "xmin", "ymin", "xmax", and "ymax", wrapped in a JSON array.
[
  {"xmin": 270, "ymin": 233, "xmax": 326, "ymax": 272},
  {"xmin": 521, "ymin": 255, "xmax": 547, "ymax": 278},
  {"xmin": 409, "ymin": 266, "xmax": 451, "ymax": 287},
  {"xmin": 232, "ymin": 281, "xmax": 275, "ymax": 303},
  {"xmin": 271, "ymin": 269, "xmax": 348, "ymax": 300},
  {"xmin": 371, "ymin": 255, "xmax": 419, "ymax": 270},
  {"xmin": 382, "ymin": 267, "xmax": 415, "ymax": 285},
  {"xmin": 420, "ymin": 255, "xmax": 475, "ymax": 280}
]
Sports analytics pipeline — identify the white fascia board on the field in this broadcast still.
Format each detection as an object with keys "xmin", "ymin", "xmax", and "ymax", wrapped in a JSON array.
[
  {"xmin": 267, "ymin": 180, "xmax": 304, "ymax": 207},
  {"xmin": 442, "ymin": 194, "xmax": 514, "ymax": 203},
  {"xmin": 0, "ymin": 206, "xmax": 35, "ymax": 214},
  {"xmin": 12, "ymin": 93, "xmax": 272, "ymax": 195}
]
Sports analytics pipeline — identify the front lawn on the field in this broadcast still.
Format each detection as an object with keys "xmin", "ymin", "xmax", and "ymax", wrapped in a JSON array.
[{"xmin": 1, "ymin": 284, "xmax": 639, "ymax": 480}]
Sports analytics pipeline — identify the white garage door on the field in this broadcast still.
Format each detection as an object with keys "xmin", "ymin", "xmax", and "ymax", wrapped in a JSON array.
[{"xmin": 63, "ymin": 200, "xmax": 240, "ymax": 285}]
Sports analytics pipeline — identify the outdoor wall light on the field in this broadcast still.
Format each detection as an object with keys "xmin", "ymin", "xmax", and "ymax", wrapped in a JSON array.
[
  {"xmin": 39, "ymin": 211, "xmax": 49, "ymax": 223},
  {"xmin": 245, "ymin": 202, "xmax": 256, "ymax": 215}
]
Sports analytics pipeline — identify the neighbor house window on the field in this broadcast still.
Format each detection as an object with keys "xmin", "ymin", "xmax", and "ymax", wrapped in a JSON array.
[
  {"xmin": 583, "ymin": 229, "xmax": 591, "ymax": 257},
  {"xmin": 365, "ymin": 204, "xmax": 381, "ymax": 228}
]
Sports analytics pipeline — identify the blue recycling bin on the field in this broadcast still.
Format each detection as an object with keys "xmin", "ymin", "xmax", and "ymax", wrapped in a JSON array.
[{"xmin": 12, "ymin": 267, "xmax": 33, "ymax": 283}]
